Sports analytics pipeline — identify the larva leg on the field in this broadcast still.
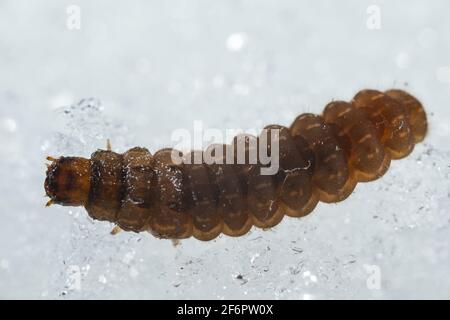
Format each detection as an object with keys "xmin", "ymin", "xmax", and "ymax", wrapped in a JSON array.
[{"xmin": 110, "ymin": 225, "xmax": 122, "ymax": 235}]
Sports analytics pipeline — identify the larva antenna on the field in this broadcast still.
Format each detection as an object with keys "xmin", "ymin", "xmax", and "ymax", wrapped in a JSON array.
[
  {"xmin": 45, "ymin": 199, "xmax": 54, "ymax": 207},
  {"xmin": 46, "ymin": 156, "xmax": 58, "ymax": 162}
]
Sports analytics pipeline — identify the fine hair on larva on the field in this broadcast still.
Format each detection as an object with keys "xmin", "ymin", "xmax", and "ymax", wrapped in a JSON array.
[{"xmin": 44, "ymin": 88, "xmax": 427, "ymax": 241}]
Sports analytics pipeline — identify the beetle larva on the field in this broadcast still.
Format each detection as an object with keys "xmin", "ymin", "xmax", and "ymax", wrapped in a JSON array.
[{"xmin": 44, "ymin": 89, "xmax": 427, "ymax": 241}]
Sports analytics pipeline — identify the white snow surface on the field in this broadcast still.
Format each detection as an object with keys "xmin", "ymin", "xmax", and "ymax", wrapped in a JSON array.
[{"xmin": 0, "ymin": 0, "xmax": 449, "ymax": 299}]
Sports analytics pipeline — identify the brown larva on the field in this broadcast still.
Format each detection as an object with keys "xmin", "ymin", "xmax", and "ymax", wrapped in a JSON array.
[{"xmin": 44, "ymin": 89, "xmax": 427, "ymax": 241}]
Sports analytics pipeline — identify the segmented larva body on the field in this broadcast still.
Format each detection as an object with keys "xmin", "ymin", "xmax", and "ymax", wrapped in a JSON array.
[{"xmin": 44, "ymin": 89, "xmax": 427, "ymax": 241}]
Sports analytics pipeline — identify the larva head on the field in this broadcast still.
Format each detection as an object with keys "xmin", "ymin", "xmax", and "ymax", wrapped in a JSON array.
[{"xmin": 45, "ymin": 157, "xmax": 91, "ymax": 206}]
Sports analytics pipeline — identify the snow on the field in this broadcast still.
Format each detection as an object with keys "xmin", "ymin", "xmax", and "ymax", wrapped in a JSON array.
[{"xmin": 0, "ymin": 0, "xmax": 449, "ymax": 299}]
